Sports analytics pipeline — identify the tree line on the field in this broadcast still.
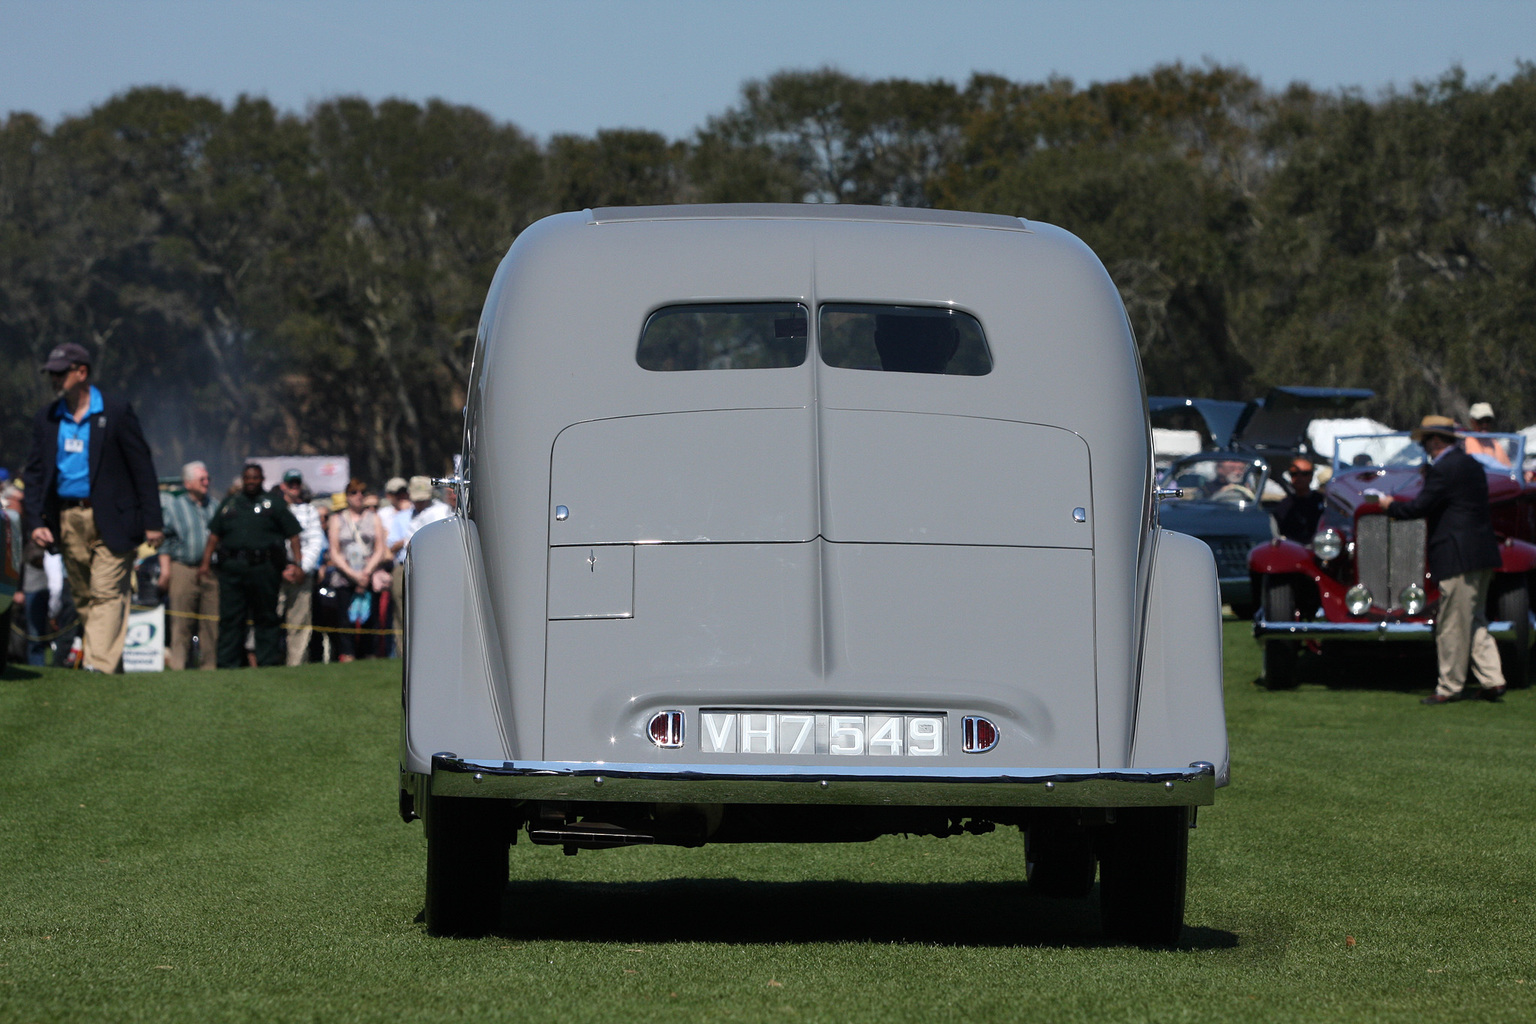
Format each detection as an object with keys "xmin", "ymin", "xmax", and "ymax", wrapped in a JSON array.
[{"xmin": 2, "ymin": 62, "xmax": 1534, "ymax": 483}]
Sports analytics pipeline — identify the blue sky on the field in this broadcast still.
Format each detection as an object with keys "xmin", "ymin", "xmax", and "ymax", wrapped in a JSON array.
[{"xmin": 2, "ymin": 0, "xmax": 1532, "ymax": 140}]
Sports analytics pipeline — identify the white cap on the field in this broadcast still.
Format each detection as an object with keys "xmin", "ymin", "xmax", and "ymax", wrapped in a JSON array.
[{"xmin": 1468, "ymin": 402, "xmax": 1494, "ymax": 421}]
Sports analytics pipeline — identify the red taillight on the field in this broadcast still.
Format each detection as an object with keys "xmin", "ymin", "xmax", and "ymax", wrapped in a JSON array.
[
  {"xmin": 961, "ymin": 716, "xmax": 998, "ymax": 753},
  {"xmin": 648, "ymin": 710, "xmax": 684, "ymax": 748}
]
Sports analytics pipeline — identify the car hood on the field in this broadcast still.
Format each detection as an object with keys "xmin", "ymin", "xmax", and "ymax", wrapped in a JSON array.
[{"xmin": 1327, "ymin": 465, "xmax": 1527, "ymax": 515}]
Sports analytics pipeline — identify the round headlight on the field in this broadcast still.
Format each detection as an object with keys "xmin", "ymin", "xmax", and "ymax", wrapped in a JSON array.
[
  {"xmin": 1345, "ymin": 584, "xmax": 1374, "ymax": 616},
  {"xmin": 1311, "ymin": 528, "xmax": 1343, "ymax": 562},
  {"xmin": 1400, "ymin": 584, "xmax": 1427, "ymax": 616}
]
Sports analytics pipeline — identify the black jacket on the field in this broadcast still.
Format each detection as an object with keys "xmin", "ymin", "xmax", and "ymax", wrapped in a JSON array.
[
  {"xmin": 1274, "ymin": 490, "xmax": 1326, "ymax": 544},
  {"xmin": 21, "ymin": 391, "xmax": 163, "ymax": 555},
  {"xmin": 1385, "ymin": 444, "xmax": 1502, "ymax": 581}
]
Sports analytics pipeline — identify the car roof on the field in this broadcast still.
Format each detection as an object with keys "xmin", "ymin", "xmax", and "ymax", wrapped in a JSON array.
[{"xmin": 587, "ymin": 204, "xmax": 1030, "ymax": 232}]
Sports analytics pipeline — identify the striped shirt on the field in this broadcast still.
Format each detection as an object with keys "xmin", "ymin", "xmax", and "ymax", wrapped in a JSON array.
[
  {"xmin": 284, "ymin": 495, "xmax": 324, "ymax": 574},
  {"xmin": 159, "ymin": 490, "xmax": 215, "ymax": 565}
]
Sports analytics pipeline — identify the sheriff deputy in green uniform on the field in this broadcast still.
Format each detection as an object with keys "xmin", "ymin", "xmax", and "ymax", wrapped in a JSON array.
[{"xmin": 198, "ymin": 464, "xmax": 302, "ymax": 668}]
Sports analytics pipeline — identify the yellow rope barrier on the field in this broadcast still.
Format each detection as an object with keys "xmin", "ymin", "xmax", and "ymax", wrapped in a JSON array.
[
  {"xmin": 8, "ymin": 618, "xmax": 78, "ymax": 644},
  {"xmin": 136, "ymin": 605, "xmax": 403, "ymax": 636}
]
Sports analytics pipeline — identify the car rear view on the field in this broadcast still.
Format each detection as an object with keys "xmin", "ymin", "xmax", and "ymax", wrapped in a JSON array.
[{"xmin": 400, "ymin": 204, "xmax": 1228, "ymax": 944}]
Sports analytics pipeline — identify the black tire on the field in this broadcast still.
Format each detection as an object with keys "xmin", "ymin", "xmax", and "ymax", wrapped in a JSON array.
[
  {"xmin": 1494, "ymin": 579, "xmax": 1531, "ymax": 689},
  {"xmin": 424, "ymin": 796, "xmax": 516, "ymax": 937},
  {"xmin": 1261, "ymin": 576, "xmax": 1299, "ymax": 690},
  {"xmin": 1025, "ymin": 822, "xmax": 1097, "ymax": 898},
  {"xmin": 1098, "ymin": 807, "xmax": 1190, "ymax": 946}
]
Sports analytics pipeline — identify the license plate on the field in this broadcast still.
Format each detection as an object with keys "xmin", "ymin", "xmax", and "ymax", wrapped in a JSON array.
[{"xmin": 699, "ymin": 711, "xmax": 945, "ymax": 756}]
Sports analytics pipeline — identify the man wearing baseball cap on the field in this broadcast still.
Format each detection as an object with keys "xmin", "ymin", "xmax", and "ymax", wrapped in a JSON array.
[
  {"xmin": 377, "ymin": 476, "xmax": 408, "ymax": 542},
  {"xmin": 1462, "ymin": 402, "xmax": 1511, "ymax": 467},
  {"xmin": 1377, "ymin": 415, "xmax": 1506, "ymax": 704},
  {"xmin": 274, "ymin": 468, "xmax": 324, "ymax": 665},
  {"xmin": 21, "ymin": 342, "xmax": 163, "ymax": 672}
]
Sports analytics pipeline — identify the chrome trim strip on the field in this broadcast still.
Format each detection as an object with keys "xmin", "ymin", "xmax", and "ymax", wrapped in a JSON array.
[
  {"xmin": 1254, "ymin": 616, "xmax": 1520, "ymax": 641},
  {"xmin": 420, "ymin": 755, "xmax": 1216, "ymax": 807}
]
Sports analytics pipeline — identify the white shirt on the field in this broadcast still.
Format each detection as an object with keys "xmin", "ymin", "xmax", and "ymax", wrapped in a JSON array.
[
  {"xmin": 389, "ymin": 500, "xmax": 451, "ymax": 564},
  {"xmin": 377, "ymin": 503, "xmax": 400, "ymax": 540}
]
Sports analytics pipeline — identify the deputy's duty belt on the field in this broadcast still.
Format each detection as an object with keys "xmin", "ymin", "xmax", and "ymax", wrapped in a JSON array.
[{"xmin": 218, "ymin": 547, "xmax": 283, "ymax": 566}]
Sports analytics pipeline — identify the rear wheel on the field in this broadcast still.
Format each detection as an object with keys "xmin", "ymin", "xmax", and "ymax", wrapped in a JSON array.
[
  {"xmin": 1261, "ymin": 576, "xmax": 1299, "ymax": 690},
  {"xmin": 424, "ymin": 796, "xmax": 516, "ymax": 937},
  {"xmin": 1494, "ymin": 579, "xmax": 1531, "ymax": 689},
  {"xmin": 1025, "ymin": 822, "xmax": 1096, "ymax": 898},
  {"xmin": 1098, "ymin": 807, "xmax": 1189, "ymax": 946}
]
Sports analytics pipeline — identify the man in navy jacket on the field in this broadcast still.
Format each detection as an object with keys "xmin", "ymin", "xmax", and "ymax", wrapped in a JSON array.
[
  {"xmin": 22, "ymin": 343, "xmax": 163, "ymax": 672},
  {"xmin": 1379, "ymin": 415, "xmax": 1506, "ymax": 704}
]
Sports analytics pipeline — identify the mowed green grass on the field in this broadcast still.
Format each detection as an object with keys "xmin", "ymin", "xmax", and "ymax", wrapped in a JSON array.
[{"xmin": 1, "ymin": 623, "xmax": 1532, "ymax": 1024}]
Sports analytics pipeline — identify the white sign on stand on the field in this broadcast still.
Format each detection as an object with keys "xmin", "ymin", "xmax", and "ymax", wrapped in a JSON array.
[
  {"xmin": 124, "ymin": 605, "xmax": 166, "ymax": 672},
  {"xmin": 247, "ymin": 455, "xmax": 351, "ymax": 496}
]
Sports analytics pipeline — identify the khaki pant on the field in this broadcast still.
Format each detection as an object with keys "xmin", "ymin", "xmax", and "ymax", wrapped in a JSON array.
[
  {"xmin": 278, "ymin": 573, "xmax": 313, "ymax": 666},
  {"xmin": 166, "ymin": 559, "xmax": 219, "ymax": 670},
  {"xmin": 59, "ymin": 506, "xmax": 134, "ymax": 673},
  {"xmin": 1434, "ymin": 569, "xmax": 1505, "ymax": 697}
]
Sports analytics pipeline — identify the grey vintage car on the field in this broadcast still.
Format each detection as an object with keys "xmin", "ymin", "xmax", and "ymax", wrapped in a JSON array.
[{"xmin": 400, "ymin": 204, "xmax": 1228, "ymax": 944}]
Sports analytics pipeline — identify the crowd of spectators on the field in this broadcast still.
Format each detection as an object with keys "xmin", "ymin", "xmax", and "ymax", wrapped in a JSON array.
[{"xmin": 4, "ymin": 465, "xmax": 454, "ymax": 669}]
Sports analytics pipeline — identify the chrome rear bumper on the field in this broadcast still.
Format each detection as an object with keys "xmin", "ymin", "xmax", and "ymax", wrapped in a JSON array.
[
  {"xmin": 1253, "ymin": 616, "xmax": 1522, "ymax": 642},
  {"xmin": 413, "ymin": 755, "xmax": 1218, "ymax": 807}
]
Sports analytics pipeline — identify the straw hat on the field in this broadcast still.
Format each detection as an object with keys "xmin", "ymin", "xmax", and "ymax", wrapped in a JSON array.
[{"xmin": 1410, "ymin": 415, "xmax": 1459, "ymax": 443}]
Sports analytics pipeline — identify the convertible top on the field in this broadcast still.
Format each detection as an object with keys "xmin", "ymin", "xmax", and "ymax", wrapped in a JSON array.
[{"xmin": 1151, "ymin": 386, "xmax": 1374, "ymax": 454}]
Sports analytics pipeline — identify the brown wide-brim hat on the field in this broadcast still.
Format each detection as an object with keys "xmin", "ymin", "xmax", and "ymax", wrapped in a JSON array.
[{"xmin": 1410, "ymin": 414, "xmax": 1460, "ymax": 443}]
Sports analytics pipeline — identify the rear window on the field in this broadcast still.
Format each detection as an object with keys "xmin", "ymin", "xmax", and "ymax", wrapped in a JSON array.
[
  {"xmin": 818, "ymin": 304, "xmax": 991, "ymax": 375},
  {"xmin": 637, "ymin": 303, "xmax": 808, "ymax": 371}
]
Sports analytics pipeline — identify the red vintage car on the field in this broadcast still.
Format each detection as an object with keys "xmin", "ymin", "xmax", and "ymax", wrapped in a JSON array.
[{"xmin": 1251, "ymin": 431, "xmax": 1536, "ymax": 689}]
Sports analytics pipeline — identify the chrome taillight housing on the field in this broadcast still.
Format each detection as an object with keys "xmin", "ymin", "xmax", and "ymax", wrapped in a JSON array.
[
  {"xmin": 647, "ymin": 710, "xmax": 684, "ymax": 748},
  {"xmin": 961, "ymin": 716, "xmax": 998, "ymax": 753}
]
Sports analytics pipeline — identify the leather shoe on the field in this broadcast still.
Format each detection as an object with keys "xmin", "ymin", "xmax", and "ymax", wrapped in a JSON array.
[
  {"xmin": 1482, "ymin": 686, "xmax": 1507, "ymax": 702},
  {"xmin": 1421, "ymin": 693, "xmax": 1456, "ymax": 705}
]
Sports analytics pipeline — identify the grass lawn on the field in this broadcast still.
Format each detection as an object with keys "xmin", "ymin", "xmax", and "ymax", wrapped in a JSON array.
[{"xmin": 1, "ymin": 622, "xmax": 1532, "ymax": 1023}]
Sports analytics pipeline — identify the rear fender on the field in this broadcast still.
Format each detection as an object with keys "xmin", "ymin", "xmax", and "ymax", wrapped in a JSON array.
[
  {"xmin": 401, "ymin": 516, "xmax": 512, "ymax": 775},
  {"xmin": 1132, "ymin": 529, "xmax": 1229, "ymax": 786}
]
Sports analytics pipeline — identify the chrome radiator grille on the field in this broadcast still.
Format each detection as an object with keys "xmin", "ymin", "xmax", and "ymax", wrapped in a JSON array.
[
  {"xmin": 1354, "ymin": 516, "xmax": 1427, "ymax": 610},
  {"xmin": 1207, "ymin": 537, "xmax": 1254, "ymax": 578}
]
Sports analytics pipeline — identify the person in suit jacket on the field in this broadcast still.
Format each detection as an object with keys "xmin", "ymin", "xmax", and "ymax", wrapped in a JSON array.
[
  {"xmin": 1378, "ymin": 414, "xmax": 1506, "ymax": 704},
  {"xmin": 21, "ymin": 342, "xmax": 163, "ymax": 673}
]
